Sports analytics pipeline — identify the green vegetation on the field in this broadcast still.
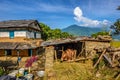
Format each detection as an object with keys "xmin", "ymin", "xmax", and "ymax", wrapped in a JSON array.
[
  {"xmin": 110, "ymin": 19, "xmax": 120, "ymax": 34},
  {"xmin": 49, "ymin": 61, "xmax": 95, "ymax": 80},
  {"xmin": 0, "ymin": 67, "xmax": 4, "ymax": 76},
  {"xmin": 111, "ymin": 41, "xmax": 120, "ymax": 48},
  {"xmin": 39, "ymin": 23, "xmax": 73, "ymax": 40},
  {"xmin": 117, "ymin": 6, "xmax": 120, "ymax": 10},
  {"xmin": 62, "ymin": 25, "xmax": 102, "ymax": 36},
  {"xmin": 91, "ymin": 31, "xmax": 109, "ymax": 38},
  {"xmin": 46, "ymin": 61, "xmax": 116, "ymax": 80}
]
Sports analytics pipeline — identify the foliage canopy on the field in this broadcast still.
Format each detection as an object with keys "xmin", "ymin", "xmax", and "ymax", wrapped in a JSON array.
[
  {"xmin": 39, "ymin": 23, "xmax": 73, "ymax": 40},
  {"xmin": 110, "ymin": 19, "xmax": 120, "ymax": 34},
  {"xmin": 91, "ymin": 31, "xmax": 109, "ymax": 38}
]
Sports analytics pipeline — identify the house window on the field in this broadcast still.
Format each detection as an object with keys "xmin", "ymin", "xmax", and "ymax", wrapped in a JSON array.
[
  {"xmin": 28, "ymin": 49, "xmax": 33, "ymax": 56},
  {"xmin": 5, "ymin": 49, "xmax": 12, "ymax": 56},
  {"xmin": 9, "ymin": 31, "xmax": 14, "ymax": 39},
  {"xmin": 34, "ymin": 32, "xmax": 36, "ymax": 39}
]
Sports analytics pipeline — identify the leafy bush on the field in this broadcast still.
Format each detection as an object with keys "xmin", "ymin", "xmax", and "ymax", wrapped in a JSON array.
[
  {"xmin": 0, "ymin": 67, "xmax": 4, "ymax": 76},
  {"xmin": 110, "ymin": 41, "xmax": 120, "ymax": 48},
  {"xmin": 39, "ymin": 23, "xmax": 73, "ymax": 40},
  {"xmin": 91, "ymin": 31, "xmax": 109, "ymax": 38}
]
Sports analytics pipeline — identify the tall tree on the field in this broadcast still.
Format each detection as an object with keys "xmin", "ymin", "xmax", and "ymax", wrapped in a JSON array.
[
  {"xmin": 110, "ymin": 19, "xmax": 120, "ymax": 34},
  {"xmin": 39, "ymin": 23, "xmax": 51, "ymax": 40},
  {"xmin": 117, "ymin": 6, "xmax": 120, "ymax": 10},
  {"xmin": 39, "ymin": 23, "xmax": 73, "ymax": 40},
  {"xmin": 91, "ymin": 31, "xmax": 109, "ymax": 38}
]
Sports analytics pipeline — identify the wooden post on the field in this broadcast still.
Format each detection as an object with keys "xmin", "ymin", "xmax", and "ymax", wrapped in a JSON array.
[
  {"xmin": 54, "ymin": 50, "xmax": 57, "ymax": 61},
  {"xmin": 62, "ymin": 46, "xmax": 64, "ymax": 52},
  {"xmin": 74, "ymin": 50, "xmax": 76, "ymax": 61},
  {"xmin": 112, "ymin": 54, "xmax": 115, "ymax": 61},
  {"xmin": 93, "ymin": 49, "xmax": 106, "ymax": 68},
  {"xmin": 115, "ymin": 73, "xmax": 120, "ymax": 80},
  {"xmin": 30, "ymin": 49, "xmax": 33, "ymax": 57},
  {"xmin": 61, "ymin": 46, "xmax": 64, "ymax": 58},
  {"xmin": 77, "ymin": 42, "xmax": 85, "ymax": 58},
  {"xmin": 5, "ymin": 50, "xmax": 7, "ymax": 60},
  {"xmin": 17, "ymin": 50, "xmax": 20, "ymax": 58}
]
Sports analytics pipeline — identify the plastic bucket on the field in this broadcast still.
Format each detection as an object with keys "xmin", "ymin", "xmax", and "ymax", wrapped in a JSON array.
[
  {"xmin": 19, "ymin": 68, "xmax": 24, "ymax": 75},
  {"xmin": 37, "ymin": 71, "xmax": 45, "ymax": 77},
  {"xmin": 24, "ymin": 74, "xmax": 33, "ymax": 80}
]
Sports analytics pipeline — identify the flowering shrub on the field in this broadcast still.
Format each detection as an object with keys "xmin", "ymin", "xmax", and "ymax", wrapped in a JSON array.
[{"xmin": 25, "ymin": 56, "xmax": 38, "ymax": 68}]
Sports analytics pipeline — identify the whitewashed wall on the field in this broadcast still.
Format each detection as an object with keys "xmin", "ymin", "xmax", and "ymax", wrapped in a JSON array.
[
  {"xmin": 0, "ymin": 31, "xmax": 41, "ymax": 39},
  {"xmin": 26, "ymin": 31, "xmax": 34, "ymax": 38},
  {"xmin": 36, "ymin": 33, "xmax": 41, "ymax": 38},
  {"xmin": 15, "ymin": 31, "xmax": 26, "ymax": 37},
  {"xmin": 0, "ymin": 32, "xmax": 9, "ymax": 37}
]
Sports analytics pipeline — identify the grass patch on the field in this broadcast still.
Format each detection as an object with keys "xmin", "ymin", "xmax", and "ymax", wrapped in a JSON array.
[
  {"xmin": 111, "ymin": 41, "xmax": 120, "ymax": 48},
  {"xmin": 48, "ymin": 60, "xmax": 97, "ymax": 80},
  {"xmin": 46, "ymin": 60, "xmax": 118, "ymax": 80}
]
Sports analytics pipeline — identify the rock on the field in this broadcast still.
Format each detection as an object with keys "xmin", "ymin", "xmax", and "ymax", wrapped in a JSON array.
[{"xmin": 96, "ymin": 72, "xmax": 101, "ymax": 77}]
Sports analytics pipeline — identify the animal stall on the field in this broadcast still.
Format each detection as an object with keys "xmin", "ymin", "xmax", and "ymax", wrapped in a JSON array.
[{"xmin": 53, "ymin": 42, "xmax": 87, "ymax": 62}]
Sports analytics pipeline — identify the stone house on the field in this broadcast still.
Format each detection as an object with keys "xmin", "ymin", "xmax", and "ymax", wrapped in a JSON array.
[{"xmin": 0, "ymin": 20, "xmax": 43, "ymax": 57}]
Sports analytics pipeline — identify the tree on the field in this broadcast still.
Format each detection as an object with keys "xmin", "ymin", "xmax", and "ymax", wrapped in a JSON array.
[
  {"xmin": 91, "ymin": 31, "xmax": 109, "ymax": 38},
  {"xmin": 61, "ymin": 32, "xmax": 73, "ymax": 38},
  {"xmin": 39, "ymin": 23, "xmax": 51, "ymax": 40},
  {"xmin": 110, "ymin": 19, "xmax": 120, "ymax": 34},
  {"xmin": 117, "ymin": 6, "xmax": 120, "ymax": 10},
  {"xmin": 39, "ymin": 23, "xmax": 73, "ymax": 40}
]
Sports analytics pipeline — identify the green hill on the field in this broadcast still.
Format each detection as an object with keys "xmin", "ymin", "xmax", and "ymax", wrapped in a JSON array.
[{"xmin": 62, "ymin": 25, "xmax": 103, "ymax": 36}]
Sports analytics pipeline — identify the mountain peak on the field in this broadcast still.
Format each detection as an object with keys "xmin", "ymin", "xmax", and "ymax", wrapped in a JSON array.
[{"xmin": 62, "ymin": 24, "xmax": 102, "ymax": 36}]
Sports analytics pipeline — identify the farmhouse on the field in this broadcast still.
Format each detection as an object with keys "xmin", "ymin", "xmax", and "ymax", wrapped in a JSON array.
[{"xmin": 0, "ymin": 20, "xmax": 43, "ymax": 57}]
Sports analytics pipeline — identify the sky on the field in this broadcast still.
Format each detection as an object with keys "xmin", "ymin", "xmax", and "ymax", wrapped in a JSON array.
[{"xmin": 0, "ymin": 0, "xmax": 119, "ymax": 29}]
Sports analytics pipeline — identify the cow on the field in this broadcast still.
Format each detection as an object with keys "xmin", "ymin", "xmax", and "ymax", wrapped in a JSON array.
[{"xmin": 61, "ymin": 48, "xmax": 76, "ymax": 62}]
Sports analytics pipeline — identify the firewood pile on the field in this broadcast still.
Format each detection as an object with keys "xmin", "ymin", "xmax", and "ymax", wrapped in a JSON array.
[
  {"xmin": 94, "ymin": 47, "xmax": 120, "ymax": 68},
  {"xmin": 61, "ymin": 49, "xmax": 76, "ymax": 61},
  {"xmin": 94, "ymin": 47, "xmax": 120, "ymax": 79}
]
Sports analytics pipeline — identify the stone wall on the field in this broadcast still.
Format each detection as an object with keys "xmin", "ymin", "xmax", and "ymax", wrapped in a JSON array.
[
  {"xmin": 85, "ymin": 41, "xmax": 110, "ymax": 57},
  {"xmin": 45, "ymin": 46, "xmax": 54, "ymax": 72}
]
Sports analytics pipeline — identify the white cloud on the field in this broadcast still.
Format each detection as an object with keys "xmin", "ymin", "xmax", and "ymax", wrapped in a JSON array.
[{"xmin": 74, "ymin": 7, "xmax": 110, "ymax": 27}]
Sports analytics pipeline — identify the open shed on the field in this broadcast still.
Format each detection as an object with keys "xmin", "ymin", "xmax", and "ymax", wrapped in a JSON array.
[
  {"xmin": 42, "ymin": 36, "xmax": 111, "ymax": 61},
  {"xmin": 41, "ymin": 36, "xmax": 111, "ymax": 72},
  {"xmin": 43, "ymin": 37, "xmax": 111, "ymax": 60}
]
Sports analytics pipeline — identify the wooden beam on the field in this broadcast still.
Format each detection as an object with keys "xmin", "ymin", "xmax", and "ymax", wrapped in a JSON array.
[
  {"xmin": 93, "ymin": 49, "xmax": 106, "ymax": 68},
  {"xmin": 103, "ymin": 54, "xmax": 113, "ymax": 67},
  {"xmin": 73, "ymin": 50, "xmax": 76, "ymax": 61},
  {"xmin": 75, "ymin": 57, "xmax": 91, "ymax": 62},
  {"xmin": 115, "ymin": 73, "xmax": 120, "ymax": 80},
  {"xmin": 54, "ymin": 50, "xmax": 57, "ymax": 61},
  {"xmin": 77, "ymin": 42, "xmax": 85, "ymax": 58}
]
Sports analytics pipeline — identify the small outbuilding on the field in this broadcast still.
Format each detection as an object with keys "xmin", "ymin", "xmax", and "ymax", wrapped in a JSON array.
[{"xmin": 41, "ymin": 36, "xmax": 111, "ymax": 70}]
